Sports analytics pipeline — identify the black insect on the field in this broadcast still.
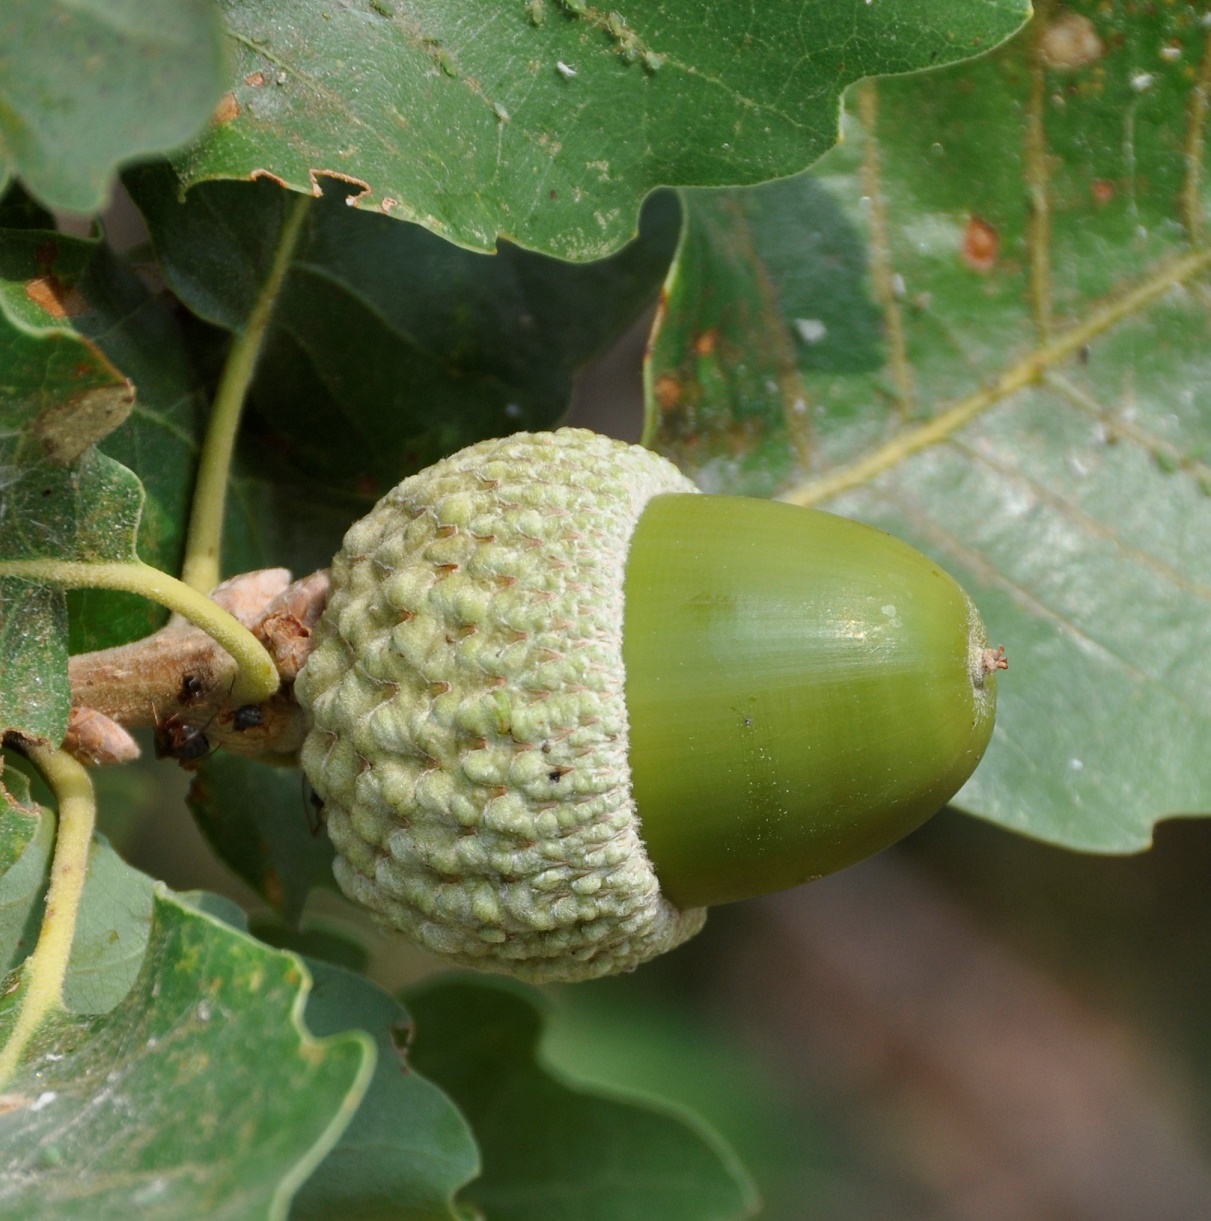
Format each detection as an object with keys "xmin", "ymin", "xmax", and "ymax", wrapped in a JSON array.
[
  {"xmin": 232, "ymin": 704, "xmax": 264, "ymax": 731},
  {"xmin": 154, "ymin": 714, "xmax": 214, "ymax": 767}
]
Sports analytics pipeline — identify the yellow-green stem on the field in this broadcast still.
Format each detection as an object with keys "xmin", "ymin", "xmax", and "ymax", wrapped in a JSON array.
[
  {"xmin": 179, "ymin": 193, "xmax": 312, "ymax": 595},
  {"xmin": 0, "ymin": 558, "xmax": 279, "ymax": 703},
  {"xmin": 0, "ymin": 745, "xmax": 96, "ymax": 1086}
]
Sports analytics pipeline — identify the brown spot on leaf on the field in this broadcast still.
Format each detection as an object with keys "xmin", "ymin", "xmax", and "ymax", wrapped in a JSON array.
[
  {"xmin": 34, "ymin": 382, "xmax": 136, "ymax": 464},
  {"xmin": 693, "ymin": 327, "xmax": 720, "ymax": 357},
  {"xmin": 961, "ymin": 216, "xmax": 999, "ymax": 273},
  {"xmin": 213, "ymin": 92, "xmax": 240, "ymax": 124},
  {"xmin": 244, "ymin": 71, "xmax": 266, "ymax": 87},
  {"xmin": 654, "ymin": 374, "xmax": 682, "ymax": 411},
  {"xmin": 1039, "ymin": 12, "xmax": 1103, "ymax": 72},
  {"xmin": 1091, "ymin": 179, "xmax": 1115, "ymax": 206},
  {"xmin": 25, "ymin": 275, "xmax": 87, "ymax": 318}
]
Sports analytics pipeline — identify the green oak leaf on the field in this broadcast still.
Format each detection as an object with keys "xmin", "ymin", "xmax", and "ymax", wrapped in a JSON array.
[
  {"xmin": 176, "ymin": 0, "xmax": 1030, "ymax": 259},
  {"xmin": 0, "ymin": 226, "xmax": 211, "ymax": 669},
  {"xmin": 125, "ymin": 164, "xmax": 680, "ymax": 509},
  {"xmin": 406, "ymin": 975, "xmax": 759, "ymax": 1221},
  {"xmin": 0, "ymin": 891, "xmax": 374, "ymax": 1219},
  {"xmin": 0, "ymin": 0, "xmax": 224, "ymax": 213},
  {"xmin": 295, "ymin": 960, "xmax": 480, "ymax": 1221},
  {"xmin": 646, "ymin": 4, "xmax": 1211, "ymax": 851},
  {"xmin": 0, "ymin": 227, "xmax": 209, "ymax": 738}
]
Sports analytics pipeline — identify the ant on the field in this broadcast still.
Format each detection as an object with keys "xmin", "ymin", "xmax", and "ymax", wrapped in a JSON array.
[{"xmin": 154, "ymin": 712, "xmax": 215, "ymax": 767}]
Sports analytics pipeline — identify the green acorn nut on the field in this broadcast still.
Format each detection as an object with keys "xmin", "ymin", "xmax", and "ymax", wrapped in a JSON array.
[{"xmin": 296, "ymin": 429, "xmax": 999, "ymax": 982}]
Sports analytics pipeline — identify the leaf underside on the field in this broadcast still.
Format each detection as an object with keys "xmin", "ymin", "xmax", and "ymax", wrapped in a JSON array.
[
  {"xmin": 0, "ymin": 0, "xmax": 224, "ymax": 213},
  {"xmin": 647, "ymin": 2, "xmax": 1211, "ymax": 851}
]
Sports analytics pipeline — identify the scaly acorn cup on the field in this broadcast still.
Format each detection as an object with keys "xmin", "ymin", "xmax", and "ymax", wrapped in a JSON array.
[{"xmin": 296, "ymin": 429, "xmax": 999, "ymax": 983}]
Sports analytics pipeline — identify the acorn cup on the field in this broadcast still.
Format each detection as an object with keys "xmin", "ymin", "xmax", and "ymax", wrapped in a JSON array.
[{"xmin": 296, "ymin": 429, "xmax": 1000, "ymax": 983}]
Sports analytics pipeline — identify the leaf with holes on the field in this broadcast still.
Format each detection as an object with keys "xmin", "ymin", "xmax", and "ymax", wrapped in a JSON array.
[
  {"xmin": 176, "ymin": 0, "xmax": 1029, "ymax": 259},
  {"xmin": 646, "ymin": 4, "xmax": 1211, "ymax": 851}
]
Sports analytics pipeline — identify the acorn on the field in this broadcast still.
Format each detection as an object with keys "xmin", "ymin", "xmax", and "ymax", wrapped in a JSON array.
[{"xmin": 296, "ymin": 429, "xmax": 999, "ymax": 982}]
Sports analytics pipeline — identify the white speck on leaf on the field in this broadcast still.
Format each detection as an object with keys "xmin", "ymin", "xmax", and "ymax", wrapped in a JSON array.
[
  {"xmin": 30, "ymin": 1092, "xmax": 56, "ymax": 1113},
  {"xmin": 556, "ymin": 61, "xmax": 577, "ymax": 78},
  {"xmin": 794, "ymin": 318, "xmax": 827, "ymax": 344}
]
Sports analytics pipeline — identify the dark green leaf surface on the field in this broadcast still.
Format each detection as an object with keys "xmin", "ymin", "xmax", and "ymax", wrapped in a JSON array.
[
  {"xmin": 0, "ymin": 446, "xmax": 140, "ymax": 740},
  {"xmin": 407, "ymin": 976, "xmax": 758, "ymax": 1221},
  {"xmin": 295, "ymin": 961, "xmax": 479, "ymax": 1221},
  {"xmin": 126, "ymin": 165, "xmax": 679, "ymax": 505},
  {"xmin": 0, "ymin": 0, "xmax": 224, "ymax": 212},
  {"xmin": 647, "ymin": 5, "xmax": 1211, "ymax": 851},
  {"xmin": 0, "ymin": 893, "xmax": 373, "ymax": 1220},
  {"xmin": 0, "ymin": 183, "xmax": 54, "ymax": 231},
  {"xmin": 0, "ymin": 781, "xmax": 49, "ymax": 976},
  {"xmin": 178, "ymin": 0, "xmax": 1029, "ymax": 259},
  {"xmin": 0, "ymin": 765, "xmax": 38, "ymax": 871},
  {"xmin": 187, "ymin": 753, "xmax": 336, "ymax": 925}
]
